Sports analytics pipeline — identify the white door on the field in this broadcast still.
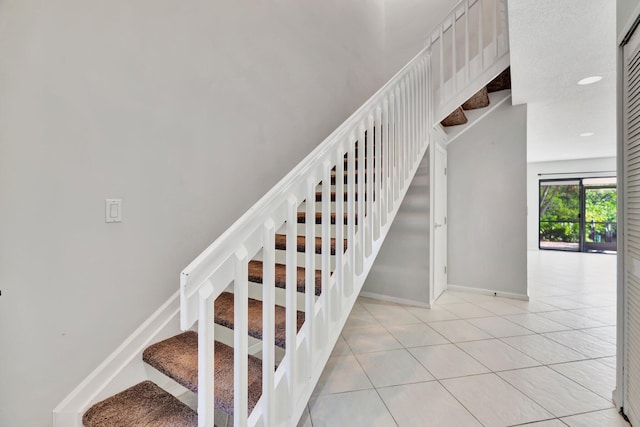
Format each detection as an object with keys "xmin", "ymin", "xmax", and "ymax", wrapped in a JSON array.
[
  {"xmin": 433, "ymin": 144, "xmax": 447, "ymax": 300},
  {"xmin": 621, "ymin": 24, "xmax": 640, "ymax": 426}
]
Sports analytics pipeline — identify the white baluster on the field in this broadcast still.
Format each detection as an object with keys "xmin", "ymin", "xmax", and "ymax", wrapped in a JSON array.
[
  {"xmin": 346, "ymin": 135, "xmax": 357, "ymax": 296},
  {"xmin": 381, "ymin": 99, "xmax": 390, "ymax": 226},
  {"xmin": 374, "ymin": 106, "xmax": 382, "ymax": 241},
  {"xmin": 392, "ymin": 88, "xmax": 400, "ymax": 203},
  {"xmin": 233, "ymin": 248, "xmax": 249, "ymax": 427},
  {"xmin": 198, "ymin": 282, "xmax": 215, "ymax": 427},
  {"xmin": 334, "ymin": 147, "xmax": 345, "ymax": 318},
  {"xmin": 465, "ymin": 2, "xmax": 470, "ymax": 84},
  {"xmin": 285, "ymin": 196, "xmax": 298, "ymax": 403},
  {"xmin": 452, "ymin": 13, "xmax": 457, "ymax": 95},
  {"xmin": 262, "ymin": 220, "xmax": 276, "ymax": 427},
  {"xmin": 321, "ymin": 161, "xmax": 331, "ymax": 329},
  {"xmin": 439, "ymin": 29, "xmax": 444, "ymax": 106},
  {"xmin": 365, "ymin": 115, "xmax": 374, "ymax": 257},
  {"xmin": 493, "ymin": 0, "xmax": 498, "ymax": 59},
  {"xmin": 479, "ymin": 0, "xmax": 484, "ymax": 72},
  {"xmin": 420, "ymin": 61, "xmax": 427, "ymax": 149},
  {"xmin": 304, "ymin": 177, "xmax": 316, "ymax": 362},
  {"xmin": 356, "ymin": 124, "xmax": 366, "ymax": 275},
  {"xmin": 411, "ymin": 70, "xmax": 417, "ymax": 164},
  {"xmin": 401, "ymin": 80, "xmax": 408, "ymax": 182}
]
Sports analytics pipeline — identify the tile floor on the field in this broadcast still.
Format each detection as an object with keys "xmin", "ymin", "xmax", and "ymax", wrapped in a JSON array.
[{"xmin": 298, "ymin": 250, "xmax": 629, "ymax": 427}]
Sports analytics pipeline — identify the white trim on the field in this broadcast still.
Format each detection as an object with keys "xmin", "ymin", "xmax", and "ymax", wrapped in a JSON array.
[
  {"xmin": 616, "ymin": 38, "xmax": 627, "ymax": 413},
  {"xmin": 446, "ymin": 284, "xmax": 529, "ymax": 301},
  {"xmin": 359, "ymin": 291, "xmax": 431, "ymax": 308},
  {"xmin": 444, "ymin": 92, "xmax": 512, "ymax": 145},
  {"xmin": 53, "ymin": 292, "xmax": 182, "ymax": 427}
]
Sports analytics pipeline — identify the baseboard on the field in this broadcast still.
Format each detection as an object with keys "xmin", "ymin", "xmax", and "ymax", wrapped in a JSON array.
[
  {"xmin": 53, "ymin": 291, "xmax": 182, "ymax": 427},
  {"xmin": 359, "ymin": 291, "xmax": 431, "ymax": 308},
  {"xmin": 446, "ymin": 284, "xmax": 529, "ymax": 301}
]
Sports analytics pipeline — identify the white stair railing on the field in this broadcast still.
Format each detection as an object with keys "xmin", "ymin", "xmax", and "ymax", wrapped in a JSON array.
[
  {"xmin": 430, "ymin": 0, "xmax": 510, "ymax": 123},
  {"xmin": 180, "ymin": 50, "xmax": 431, "ymax": 427},
  {"xmin": 180, "ymin": 1, "xmax": 509, "ymax": 426}
]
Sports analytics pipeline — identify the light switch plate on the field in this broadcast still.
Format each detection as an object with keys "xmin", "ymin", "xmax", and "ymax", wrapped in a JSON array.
[{"xmin": 105, "ymin": 199, "xmax": 122, "ymax": 223}]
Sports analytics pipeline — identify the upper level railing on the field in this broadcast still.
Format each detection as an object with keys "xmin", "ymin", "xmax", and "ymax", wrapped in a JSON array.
[{"xmin": 429, "ymin": 0, "xmax": 510, "ymax": 123}]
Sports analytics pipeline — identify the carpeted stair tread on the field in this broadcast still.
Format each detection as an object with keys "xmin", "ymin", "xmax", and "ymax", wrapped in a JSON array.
[
  {"xmin": 142, "ymin": 331, "xmax": 263, "ymax": 416},
  {"xmin": 247, "ymin": 260, "xmax": 322, "ymax": 296},
  {"xmin": 461, "ymin": 87, "xmax": 490, "ymax": 110},
  {"xmin": 486, "ymin": 67, "xmax": 511, "ymax": 93},
  {"xmin": 215, "ymin": 292, "xmax": 304, "ymax": 348},
  {"xmin": 440, "ymin": 106, "xmax": 468, "ymax": 127},
  {"xmin": 82, "ymin": 380, "xmax": 198, "ymax": 427},
  {"xmin": 274, "ymin": 233, "xmax": 347, "ymax": 255},
  {"xmin": 296, "ymin": 211, "xmax": 355, "ymax": 225}
]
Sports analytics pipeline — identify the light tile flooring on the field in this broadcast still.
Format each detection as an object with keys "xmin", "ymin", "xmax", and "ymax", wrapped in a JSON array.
[{"xmin": 298, "ymin": 250, "xmax": 629, "ymax": 427}]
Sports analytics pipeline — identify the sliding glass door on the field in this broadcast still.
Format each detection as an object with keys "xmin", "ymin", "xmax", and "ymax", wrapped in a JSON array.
[
  {"xmin": 539, "ymin": 180, "xmax": 581, "ymax": 251},
  {"xmin": 539, "ymin": 177, "xmax": 617, "ymax": 253},
  {"xmin": 583, "ymin": 179, "xmax": 617, "ymax": 252}
]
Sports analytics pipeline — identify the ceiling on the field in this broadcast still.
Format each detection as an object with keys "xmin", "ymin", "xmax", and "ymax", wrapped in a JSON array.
[{"xmin": 508, "ymin": 0, "xmax": 616, "ymax": 163}]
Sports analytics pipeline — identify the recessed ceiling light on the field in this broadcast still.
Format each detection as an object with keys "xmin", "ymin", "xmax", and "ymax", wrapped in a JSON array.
[
  {"xmin": 580, "ymin": 132, "xmax": 595, "ymax": 137},
  {"xmin": 577, "ymin": 76, "xmax": 602, "ymax": 85}
]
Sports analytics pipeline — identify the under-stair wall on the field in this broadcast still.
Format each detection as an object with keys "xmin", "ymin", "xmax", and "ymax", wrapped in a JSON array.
[
  {"xmin": 447, "ymin": 99, "xmax": 527, "ymax": 298},
  {"xmin": 361, "ymin": 149, "xmax": 431, "ymax": 306}
]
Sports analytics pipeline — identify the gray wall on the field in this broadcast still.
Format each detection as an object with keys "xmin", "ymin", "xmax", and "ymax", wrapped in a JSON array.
[
  {"xmin": 0, "ymin": 1, "xmax": 386, "ymax": 425},
  {"xmin": 362, "ymin": 149, "xmax": 430, "ymax": 306},
  {"xmin": 447, "ymin": 101, "xmax": 528, "ymax": 296}
]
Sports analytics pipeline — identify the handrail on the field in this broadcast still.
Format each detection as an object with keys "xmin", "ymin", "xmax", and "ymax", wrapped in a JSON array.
[{"xmin": 179, "ymin": 44, "xmax": 433, "ymax": 329}]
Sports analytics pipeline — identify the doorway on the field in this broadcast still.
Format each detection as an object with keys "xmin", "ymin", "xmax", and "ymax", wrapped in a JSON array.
[
  {"xmin": 538, "ymin": 177, "xmax": 617, "ymax": 253},
  {"xmin": 433, "ymin": 144, "xmax": 447, "ymax": 300}
]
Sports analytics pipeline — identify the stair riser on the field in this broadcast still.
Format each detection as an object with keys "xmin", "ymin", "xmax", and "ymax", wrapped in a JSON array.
[
  {"xmin": 212, "ymin": 323, "xmax": 282, "ymax": 358},
  {"xmin": 298, "ymin": 200, "xmax": 354, "ymax": 214},
  {"xmin": 250, "ymin": 247, "xmax": 338, "ymax": 270},
  {"xmin": 296, "ymin": 223, "xmax": 350, "ymax": 237},
  {"xmin": 247, "ymin": 282, "xmax": 308, "ymax": 313}
]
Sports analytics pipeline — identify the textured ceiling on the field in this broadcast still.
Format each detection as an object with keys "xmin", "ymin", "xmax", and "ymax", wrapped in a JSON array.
[{"xmin": 508, "ymin": 0, "xmax": 616, "ymax": 163}]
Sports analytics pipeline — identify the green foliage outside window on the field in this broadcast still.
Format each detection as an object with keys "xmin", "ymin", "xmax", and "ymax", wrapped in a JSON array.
[
  {"xmin": 539, "ymin": 184, "xmax": 580, "ymax": 242},
  {"xmin": 538, "ymin": 184, "xmax": 617, "ymax": 244}
]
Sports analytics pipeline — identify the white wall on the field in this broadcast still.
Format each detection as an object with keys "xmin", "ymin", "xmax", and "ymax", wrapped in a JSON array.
[
  {"xmin": 447, "ymin": 101, "xmax": 528, "ymax": 297},
  {"xmin": 362, "ymin": 150, "xmax": 430, "ymax": 306},
  {"xmin": 0, "ymin": 1, "xmax": 386, "ymax": 426},
  {"xmin": 383, "ymin": 0, "xmax": 458, "ymax": 77},
  {"xmin": 526, "ymin": 157, "xmax": 617, "ymax": 250}
]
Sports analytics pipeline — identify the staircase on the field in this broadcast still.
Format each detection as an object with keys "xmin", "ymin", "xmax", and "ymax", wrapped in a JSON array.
[
  {"xmin": 54, "ymin": 1, "xmax": 509, "ymax": 426},
  {"xmin": 440, "ymin": 67, "xmax": 511, "ymax": 128}
]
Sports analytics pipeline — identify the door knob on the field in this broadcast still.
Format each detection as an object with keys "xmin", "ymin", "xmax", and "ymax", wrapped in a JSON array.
[{"xmin": 435, "ymin": 222, "xmax": 442, "ymax": 228}]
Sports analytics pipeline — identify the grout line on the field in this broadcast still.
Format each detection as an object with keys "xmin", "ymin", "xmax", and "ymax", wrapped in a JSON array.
[{"xmin": 309, "ymin": 251, "xmax": 618, "ymax": 426}]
